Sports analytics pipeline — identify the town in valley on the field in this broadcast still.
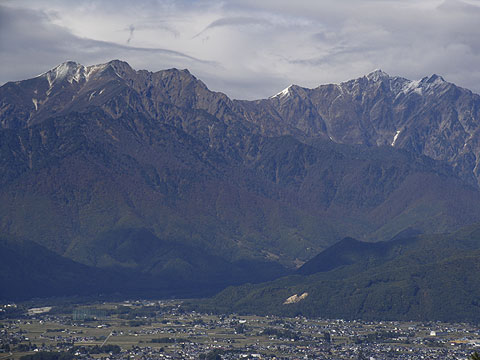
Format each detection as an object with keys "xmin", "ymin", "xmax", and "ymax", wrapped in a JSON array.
[{"xmin": 1, "ymin": 300, "xmax": 479, "ymax": 360}]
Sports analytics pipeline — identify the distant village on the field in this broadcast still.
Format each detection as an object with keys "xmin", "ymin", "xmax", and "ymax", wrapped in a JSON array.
[{"xmin": 1, "ymin": 300, "xmax": 480, "ymax": 359}]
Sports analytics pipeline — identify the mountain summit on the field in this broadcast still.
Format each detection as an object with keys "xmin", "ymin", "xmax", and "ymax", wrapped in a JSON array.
[
  {"xmin": 239, "ymin": 69, "xmax": 480, "ymax": 187},
  {"xmin": 1, "ymin": 60, "xmax": 480, "ymax": 301},
  {"xmin": 36, "ymin": 60, "xmax": 135, "ymax": 87},
  {"xmin": 365, "ymin": 68, "xmax": 390, "ymax": 81},
  {"xmin": 3, "ymin": 60, "xmax": 480, "ymax": 189}
]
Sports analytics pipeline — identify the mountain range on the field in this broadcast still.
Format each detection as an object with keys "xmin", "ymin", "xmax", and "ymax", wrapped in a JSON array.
[{"xmin": 1, "ymin": 60, "xmax": 480, "ymax": 319}]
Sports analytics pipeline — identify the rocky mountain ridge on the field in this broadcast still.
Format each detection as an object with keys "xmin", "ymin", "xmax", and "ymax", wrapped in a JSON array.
[
  {"xmin": 3, "ymin": 61, "xmax": 480, "ymax": 187},
  {"xmin": 237, "ymin": 69, "xmax": 480, "ymax": 187},
  {"xmin": 2, "ymin": 60, "xmax": 480, "ymax": 301}
]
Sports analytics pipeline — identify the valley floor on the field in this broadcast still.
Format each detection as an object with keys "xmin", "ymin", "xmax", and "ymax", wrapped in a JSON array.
[{"xmin": 1, "ymin": 300, "xmax": 479, "ymax": 359}]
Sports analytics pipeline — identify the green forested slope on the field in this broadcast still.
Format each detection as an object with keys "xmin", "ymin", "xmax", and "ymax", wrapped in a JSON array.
[{"xmin": 198, "ymin": 225, "xmax": 480, "ymax": 321}]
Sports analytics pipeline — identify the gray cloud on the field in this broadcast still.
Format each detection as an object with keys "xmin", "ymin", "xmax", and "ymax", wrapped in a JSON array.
[
  {"xmin": 0, "ymin": 5, "xmax": 215, "ymax": 85},
  {"xmin": 193, "ymin": 16, "xmax": 271, "ymax": 38},
  {"xmin": 131, "ymin": 22, "xmax": 180, "ymax": 38},
  {"xmin": 2, "ymin": 0, "xmax": 480, "ymax": 100}
]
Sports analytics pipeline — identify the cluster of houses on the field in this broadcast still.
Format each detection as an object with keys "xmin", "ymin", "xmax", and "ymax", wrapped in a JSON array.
[{"xmin": 1, "ymin": 301, "xmax": 479, "ymax": 359}]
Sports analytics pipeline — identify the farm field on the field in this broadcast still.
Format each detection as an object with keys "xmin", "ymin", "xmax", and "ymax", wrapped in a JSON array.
[{"xmin": 1, "ymin": 300, "xmax": 480, "ymax": 359}]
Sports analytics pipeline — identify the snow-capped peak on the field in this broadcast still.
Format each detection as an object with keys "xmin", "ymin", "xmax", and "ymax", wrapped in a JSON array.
[
  {"xmin": 401, "ymin": 74, "xmax": 448, "ymax": 96},
  {"xmin": 38, "ymin": 60, "xmax": 132, "ymax": 88},
  {"xmin": 424, "ymin": 74, "xmax": 446, "ymax": 86},
  {"xmin": 271, "ymin": 85, "xmax": 293, "ymax": 99},
  {"xmin": 366, "ymin": 69, "xmax": 390, "ymax": 81},
  {"xmin": 402, "ymin": 79, "xmax": 423, "ymax": 95},
  {"xmin": 38, "ymin": 61, "xmax": 89, "ymax": 88}
]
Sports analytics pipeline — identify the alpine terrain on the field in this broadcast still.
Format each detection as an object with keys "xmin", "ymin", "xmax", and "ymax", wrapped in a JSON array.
[{"xmin": 1, "ymin": 60, "xmax": 480, "ymax": 320}]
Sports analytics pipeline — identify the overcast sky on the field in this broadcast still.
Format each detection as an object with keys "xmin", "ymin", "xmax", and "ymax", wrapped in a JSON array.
[{"xmin": 1, "ymin": 0, "xmax": 480, "ymax": 99}]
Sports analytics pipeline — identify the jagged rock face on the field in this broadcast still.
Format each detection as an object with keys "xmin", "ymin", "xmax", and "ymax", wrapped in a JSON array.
[
  {"xmin": 2, "ymin": 60, "xmax": 480, "ymax": 300},
  {"xmin": 0, "ymin": 59, "xmax": 245, "ymax": 130},
  {"xmin": 4, "ymin": 62, "xmax": 480, "ymax": 186},
  {"xmin": 237, "ymin": 70, "xmax": 480, "ymax": 186},
  {"xmin": 0, "ymin": 60, "xmax": 255, "ymax": 163}
]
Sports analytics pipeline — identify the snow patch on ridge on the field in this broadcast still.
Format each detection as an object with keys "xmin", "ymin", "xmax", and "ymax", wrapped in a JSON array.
[
  {"xmin": 271, "ymin": 85, "xmax": 293, "ymax": 99},
  {"xmin": 366, "ymin": 69, "xmax": 389, "ymax": 82},
  {"xmin": 391, "ymin": 130, "xmax": 401, "ymax": 146},
  {"xmin": 39, "ymin": 61, "xmax": 83, "ymax": 94},
  {"xmin": 402, "ymin": 80, "xmax": 422, "ymax": 95},
  {"xmin": 51, "ymin": 61, "xmax": 82, "ymax": 84},
  {"xmin": 85, "ymin": 64, "xmax": 108, "ymax": 81},
  {"xmin": 401, "ymin": 75, "xmax": 447, "ymax": 96},
  {"xmin": 38, "ymin": 61, "xmax": 112, "ymax": 90}
]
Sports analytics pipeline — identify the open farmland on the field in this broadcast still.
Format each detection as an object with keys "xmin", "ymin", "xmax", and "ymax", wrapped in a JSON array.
[{"xmin": 1, "ymin": 300, "xmax": 480, "ymax": 359}]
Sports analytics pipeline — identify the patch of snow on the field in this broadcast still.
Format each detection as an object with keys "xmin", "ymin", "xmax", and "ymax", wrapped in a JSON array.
[
  {"xmin": 32, "ymin": 98, "xmax": 38, "ymax": 111},
  {"xmin": 71, "ymin": 66, "xmax": 85, "ymax": 83},
  {"xmin": 88, "ymin": 91, "xmax": 96, "ymax": 101},
  {"xmin": 391, "ymin": 130, "xmax": 401, "ymax": 146},
  {"xmin": 99, "ymin": 88, "xmax": 105, "ymax": 95},
  {"xmin": 474, "ymin": 161, "xmax": 480, "ymax": 177},
  {"xmin": 402, "ymin": 80, "xmax": 422, "ymax": 95},
  {"xmin": 53, "ymin": 61, "xmax": 80, "ymax": 82},
  {"xmin": 36, "ymin": 61, "xmax": 115, "ymax": 99},
  {"xmin": 39, "ymin": 61, "xmax": 113, "ymax": 85},
  {"xmin": 46, "ymin": 72, "xmax": 54, "ymax": 89},
  {"xmin": 366, "ymin": 69, "xmax": 389, "ymax": 81},
  {"xmin": 401, "ymin": 74, "xmax": 447, "ymax": 95},
  {"xmin": 85, "ymin": 63, "xmax": 108, "ymax": 81},
  {"xmin": 331, "ymin": 84, "xmax": 345, "ymax": 103},
  {"xmin": 271, "ymin": 85, "xmax": 292, "ymax": 99},
  {"xmin": 463, "ymin": 134, "xmax": 474, "ymax": 149},
  {"xmin": 39, "ymin": 61, "xmax": 85, "ymax": 91},
  {"xmin": 426, "ymin": 74, "xmax": 445, "ymax": 86}
]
